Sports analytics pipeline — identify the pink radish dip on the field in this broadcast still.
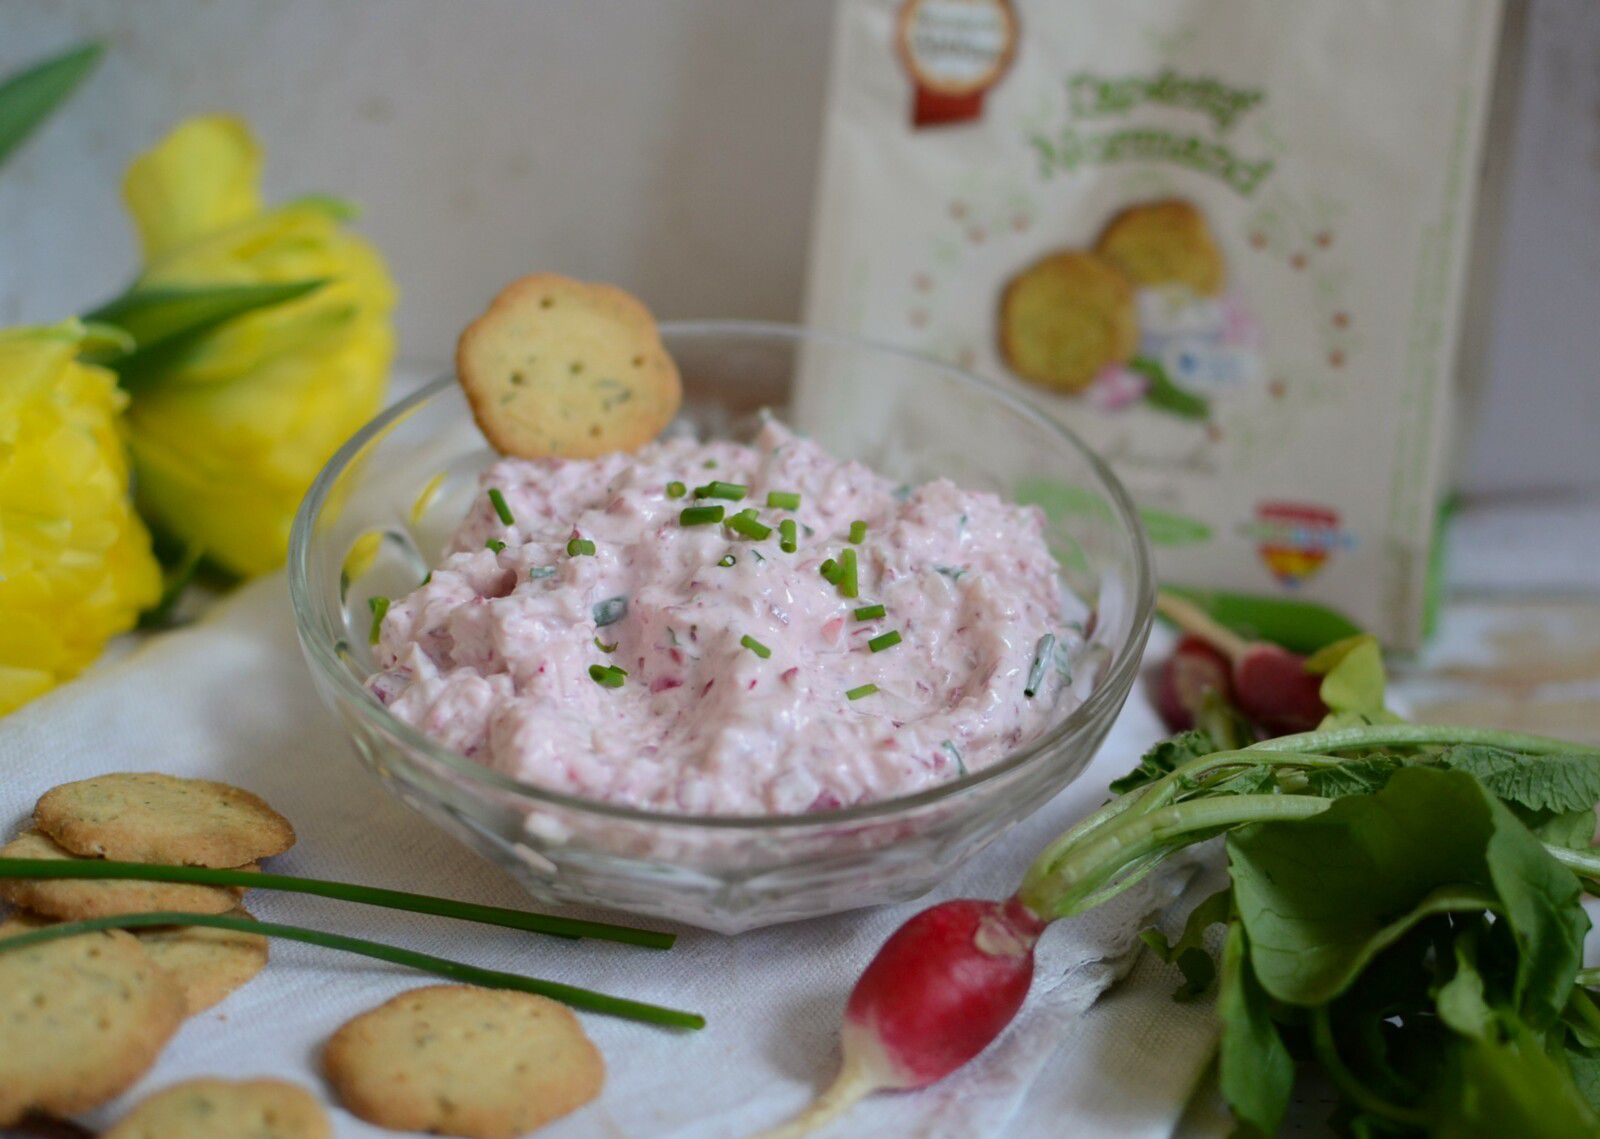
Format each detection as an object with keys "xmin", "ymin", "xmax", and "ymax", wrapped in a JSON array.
[{"xmin": 367, "ymin": 420, "xmax": 1083, "ymax": 816}]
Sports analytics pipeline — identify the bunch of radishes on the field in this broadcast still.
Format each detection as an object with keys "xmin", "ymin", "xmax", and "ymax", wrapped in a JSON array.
[{"xmin": 752, "ymin": 597, "xmax": 1595, "ymax": 1138}]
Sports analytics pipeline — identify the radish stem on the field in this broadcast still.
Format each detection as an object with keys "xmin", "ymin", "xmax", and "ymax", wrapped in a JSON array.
[
  {"xmin": 1251, "ymin": 723, "xmax": 1598, "ymax": 756},
  {"xmin": 1156, "ymin": 590, "xmax": 1250, "ymax": 661},
  {"xmin": 1021, "ymin": 794, "xmax": 1333, "ymax": 917}
]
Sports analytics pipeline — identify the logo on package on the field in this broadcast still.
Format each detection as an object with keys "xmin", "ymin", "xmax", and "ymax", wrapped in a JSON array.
[
  {"xmin": 1244, "ymin": 502, "xmax": 1354, "ymax": 587},
  {"xmin": 895, "ymin": 0, "xmax": 1017, "ymax": 129}
]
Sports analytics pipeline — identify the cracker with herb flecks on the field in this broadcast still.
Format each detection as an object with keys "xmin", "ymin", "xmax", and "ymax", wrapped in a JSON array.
[
  {"xmin": 0, "ymin": 914, "xmax": 186, "ymax": 1125},
  {"xmin": 323, "ymin": 984, "xmax": 604, "ymax": 1138},
  {"xmin": 999, "ymin": 250, "xmax": 1138, "ymax": 392},
  {"xmin": 456, "ymin": 273, "xmax": 681, "ymax": 459},
  {"xmin": 35, "ymin": 772, "xmax": 295, "ymax": 868},
  {"xmin": 134, "ymin": 905, "xmax": 269, "ymax": 1014},
  {"xmin": 101, "ymin": 1077, "xmax": 332, "ymax": 1139},
  {"xmin": 0, "ymin": 829, "xmax": 256, "ymax": 921},
  {"xmin": 1095, "ymin": 198, "xmax": 1225, "ymax": 297}
]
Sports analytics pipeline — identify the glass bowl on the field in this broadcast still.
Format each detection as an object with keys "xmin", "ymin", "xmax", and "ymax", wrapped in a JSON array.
[{"xmin": 288, "ymin": 322, "xmax": 1153, "ymax": 933}]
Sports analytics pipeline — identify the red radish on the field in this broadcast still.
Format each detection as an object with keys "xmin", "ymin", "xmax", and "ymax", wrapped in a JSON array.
[
  {"xmin": 752, "ymin": 897, "xmax": 1045, "ymax": 1138},
  {"xmin": 1150, "ymin": 634, "xmax": 1233, "ymax": 731},
  {"xmin": 1155, "ymin": 593, "xmax": 1325, "ymax": 735}
]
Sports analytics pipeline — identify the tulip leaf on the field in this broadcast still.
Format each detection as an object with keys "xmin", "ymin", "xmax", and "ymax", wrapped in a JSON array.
[
  {"xmin": 83, "ymin": 278, "xmax": 329, "ymax": 371},
  {"xmin": 0, "ymin": 41, "xmax": 104, "ymax": 170}
]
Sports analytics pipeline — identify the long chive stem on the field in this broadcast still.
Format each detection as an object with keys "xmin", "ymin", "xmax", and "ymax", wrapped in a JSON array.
[
  {"xmin": 0, "ymin": 859, "xmax": 672, "ymax": 949},
  {"xmin": 0, "ymin": 912, "xmax": 702, "ymax": 1029}
]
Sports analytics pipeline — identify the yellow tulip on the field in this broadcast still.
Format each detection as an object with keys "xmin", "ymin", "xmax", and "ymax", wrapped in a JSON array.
[
  {"xmin": 120, "ymin": 115, "xmax": 396, "ymax": 577},
  {"xmin": 0, "ymin": 323, "xmax": 162, "ymax": 715}
]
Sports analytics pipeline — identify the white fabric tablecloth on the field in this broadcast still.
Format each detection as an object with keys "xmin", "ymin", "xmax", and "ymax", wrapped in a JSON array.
[{"xmin": 0, "ymin": 575, "xmax": 1218, "ymax": 1138}]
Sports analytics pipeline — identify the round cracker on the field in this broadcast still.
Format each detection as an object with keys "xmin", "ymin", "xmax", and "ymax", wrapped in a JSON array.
[
  {"xmin": 102, "ymin": 1077, "xmax": 331, "ymax": 1139},
  {"xmin": 0, "ymin": 830, "xmax": 256, "ymax": 921},
  {"xmin": 999, "ymin": 250, "xmax": 1138, "ymax": 392},
  {"xmin": 324, "ymin": 984, "xmax": 604, "ymax": 1139},
  {"xmin": 1094, "ymin": 198, "xmax": 1225, "ymax": 297},
  {"xmin": 0, "ymin": 912, "xmax": 186, "ymax": 1125},
  {"xmin": 135, "ymin": 906, "xmax": 269, "ymax": 1015},
  {"xmin": 456, "ymin": 273, "xmax": 682, "ymax": 459},
  {"xmin": 35, "ymin": 772, "xmax": 295, "ymax": 868}
]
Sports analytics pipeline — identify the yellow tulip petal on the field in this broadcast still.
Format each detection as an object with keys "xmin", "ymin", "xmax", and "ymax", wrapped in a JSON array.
[
  {"xmin": 0, "ymin": 325, "xmax": 162, "ymax": 715},
  {"xmin": 123, "ymin": 115, "xmax": 263, "ymax": 260}
]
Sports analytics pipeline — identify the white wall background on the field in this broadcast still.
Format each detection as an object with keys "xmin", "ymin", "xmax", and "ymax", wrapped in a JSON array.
[{"xmin": 1, "ymin": 0, "xmax": 1595, "ymax": 495}]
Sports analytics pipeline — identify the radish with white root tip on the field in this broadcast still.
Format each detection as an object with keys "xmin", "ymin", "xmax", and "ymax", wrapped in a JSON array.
[
  {"xmin": 748, "ymin": 720, "xmax": 1600, "ymax": 1137},
  {"xmin": 751, "ymin": 898, "xmax": 1046, "ymax": 1138}
]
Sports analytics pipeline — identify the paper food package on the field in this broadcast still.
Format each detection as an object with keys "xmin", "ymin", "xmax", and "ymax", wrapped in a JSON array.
[{"xmin": 802, "ymin": 0, "xmax": 1507, "ymax": 650}]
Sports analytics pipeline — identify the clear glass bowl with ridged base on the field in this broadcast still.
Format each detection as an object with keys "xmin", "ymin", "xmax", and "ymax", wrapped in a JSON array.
[{"xmin": 288, "ymin": 323, "xmax": 1152, "ymax": 934}]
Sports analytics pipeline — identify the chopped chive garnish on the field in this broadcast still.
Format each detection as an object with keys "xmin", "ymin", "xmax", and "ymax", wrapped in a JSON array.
[
  {"xmin": 941, "ymin": 739, "xmax": 968, "ymax": 777},
  {"xmin": 567, "ymin": 537, "xmax": 596, "ymax": 556},
  {"xmin": 422, "ymin": 572, "xmax": 432, "ymax": 586},
  {"xmin": 703, "ymin": 459, "xmax": 717, "ymax": 469},
  {"xmin": 779, "ymin": 519, "xmax": 798, "ymax": 553},
  {"xmin": 740, "ymin": 634, "xmax": 772, "ymax": 659},
  {"xmin": 846, "ymin": 683, "xmax": 878, "ymax": 700},
  {"xmin": 767, "ymin": 491, "xmax": 801, "ymax": 510},
  {"xmin": 820, "ymin": 558, "xmax": 842, "ymax": 584},
  {"xmin": 935, "ymin": 565, "xmax": 967, "ymax": 581},
  {"xmin": 486, "ymin": 538, "xmax": 506, "ymax": 553},
  {"xmin": 487, "ymin": 488, "xmax": 515, "ymax": 525},
  {"xmin": 853, "ymin": 603, "xmax": 886, "ymax": 621},
  {"xmin": 693, "ymin": 480, "xmax": 747, "ymax": 501},
  {"xmin": 593, "ymin": 596, "xmax": 628, "ymax": 626},
  {"xmin": 530, "ymin": 566, "xmax": 556, "ymax": 580},
  {"xmin": 849, "ymin": 520, "xmax": 868, "ymax": 544},
  {"xmin": 666, "ymin": 480, "xmax": 687, "ymax": 498},
  {"xmin": 726, "ymin": 511, "xmax": 772, "ymax": 540},
  {"xmin": 838, "ymin": 548, "xmax": 859, "ymax": 599},
  {"xmin": 867, "ymin": 629, "xmax": 901, "ymax": 653},
  {"xmin": 367, "ymin": 596, "xmax": 389, "ymax": 644},
  {"xmin": 718, "ymin": 554, "xmax": 737, "ymax": 567},
  {"xmin": 1024, "ymin": 633, "xmax": 1056, "ymax": 698},
  {"xmin": 595, "ymin": 637, "xmax": 617, "ymax": 653},
  {"xmin": 589, "ymin": 664, "xmax": 627, "ymax": 688},
  {"xmin": 680, "ymin": 505, "xmax": 725, "ymax": 526}
]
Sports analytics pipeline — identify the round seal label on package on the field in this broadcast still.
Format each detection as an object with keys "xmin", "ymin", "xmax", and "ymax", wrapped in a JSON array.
[{"xmin": 895, "ymin": 0, "xmax": 1017, "ymax": 128}]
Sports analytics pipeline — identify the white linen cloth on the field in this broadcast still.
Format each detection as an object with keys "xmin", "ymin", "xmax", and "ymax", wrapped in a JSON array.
[{"xmin": 0, "ymin": 575, "xmax": 1219, "ymax": 1138}]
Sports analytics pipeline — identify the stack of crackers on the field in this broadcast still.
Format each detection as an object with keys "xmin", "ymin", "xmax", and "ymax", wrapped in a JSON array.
[{"xmin": 0, "ymin": 772, "xmax": 605, "ymax": 1138}]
